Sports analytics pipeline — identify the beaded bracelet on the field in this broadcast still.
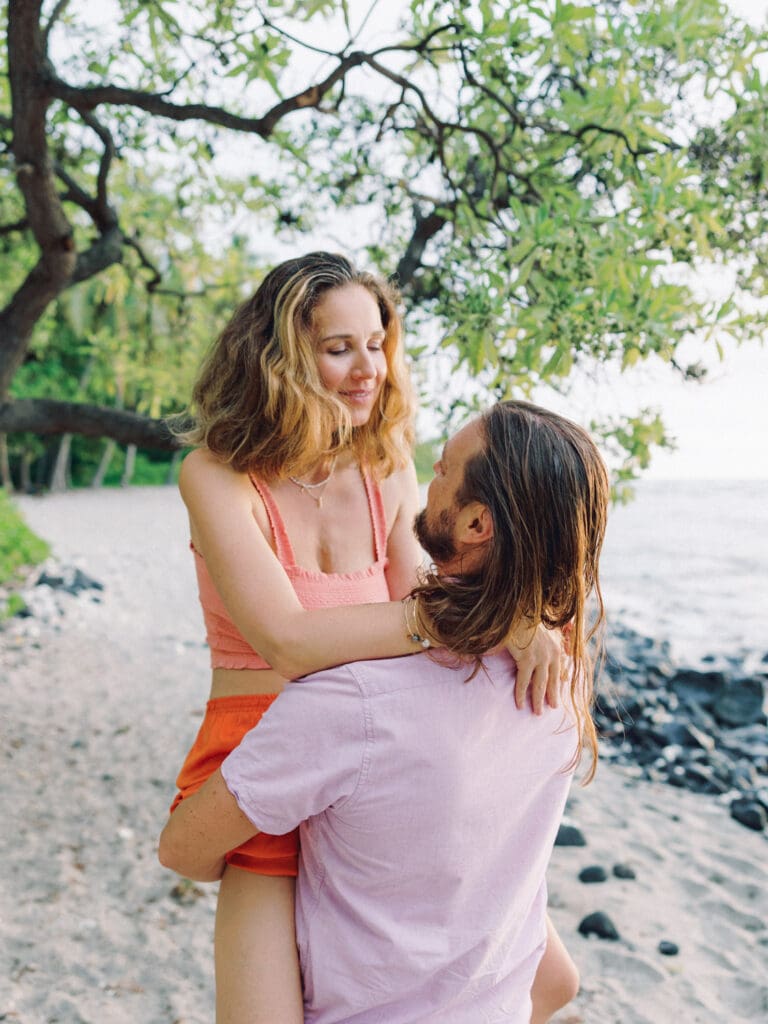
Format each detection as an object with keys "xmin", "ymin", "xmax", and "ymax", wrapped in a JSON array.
[{"xmin": 402, "ymin": 595, "xmax": 432, "ymax": 649}]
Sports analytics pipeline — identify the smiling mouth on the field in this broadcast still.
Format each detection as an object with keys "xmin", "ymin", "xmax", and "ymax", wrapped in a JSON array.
[{"xmin": 340, "ymin": 390, "xmax": 375, "ymax": 398}]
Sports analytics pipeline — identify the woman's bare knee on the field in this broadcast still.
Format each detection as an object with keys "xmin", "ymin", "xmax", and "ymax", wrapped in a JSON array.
[{"xmin": 530, "ymin": 915, "xmax": 579, "ymax": 1024}]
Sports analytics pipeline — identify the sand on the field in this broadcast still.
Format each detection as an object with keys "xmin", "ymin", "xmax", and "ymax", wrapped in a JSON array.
[{"xmin": 1, "ymin": 487, "xmax": 766, "ymax": 1023}]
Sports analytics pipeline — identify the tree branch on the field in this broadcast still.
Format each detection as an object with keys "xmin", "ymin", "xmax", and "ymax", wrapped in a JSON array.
[
  {"xmin": 457, "ymin": 41, "xmax": 527, "ymax": 132},
  {"xmin": 69, "ymin": 226, "xmax": 124, "ymax": 285},
  {"xmin": 76, "ymin": 109, "xmax": 117, "ymax": 216},
  {"xmin": 123, "ymin": 235, "xmax": 162, "ymax": 291},
  {"xmin": 42, "ymin": 0, "xmax": 71, "ymax": 49},
  {"xmin": 0, "ymin": 218, "xmax": 29, "ymax": 236},
  {"xmin": 563, "ymin": 122, "xmax": 665, "ymax": 159},
  {"xmin": 364, "ymin": 55, "xmax": 508, "ymax": 200},
  {"xmin": 44, "ymin": 48, "xmax": 374, "ymax": 139},
  {"xmin": 0, "ymin": 397, "xmax": 186, "ymax": 450},
  {"xmin": 257, "ymin": 6, "xmax": 340, "ymax": 59},
  {"xmin": 44, "ymin": 21, "xmax": 462, "ymax": 142},
  {"xmin": 55, "ymin": 161, "xmax": 117, "ymax": 232},
  {"xmin": 395, "ymin": 209, "xmax": 449, "ymax": 289},
  {"xmin": 2, "ymin": 0, "xmax": 77, "ymax": 397}
]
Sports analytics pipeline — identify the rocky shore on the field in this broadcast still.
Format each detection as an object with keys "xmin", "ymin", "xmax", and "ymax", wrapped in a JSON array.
[{"xmin": 594, "ymin": 623, "xmax": 768, "ymax": 833}]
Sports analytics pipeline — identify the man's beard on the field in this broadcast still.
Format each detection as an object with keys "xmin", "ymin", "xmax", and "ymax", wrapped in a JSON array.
[{"xmin": 414, "ymin": 506, "xmax": 458, "ymax": 565}]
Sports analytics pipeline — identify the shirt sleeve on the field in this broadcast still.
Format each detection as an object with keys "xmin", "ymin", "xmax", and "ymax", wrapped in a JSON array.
[{"xmin": 220, "ymin": 664, "xmax": 368, "ymax": 836}]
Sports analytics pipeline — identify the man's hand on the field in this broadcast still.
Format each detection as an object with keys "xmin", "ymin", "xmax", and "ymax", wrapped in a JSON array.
[{"xmin": 507, "ymin": 624, "xmax": 564, "ymax": 714}]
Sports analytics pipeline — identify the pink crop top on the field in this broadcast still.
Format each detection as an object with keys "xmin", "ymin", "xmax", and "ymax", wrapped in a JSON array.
[{"xmin": 192, "ymin": 470, "xmax": 391, "ymax": 670}]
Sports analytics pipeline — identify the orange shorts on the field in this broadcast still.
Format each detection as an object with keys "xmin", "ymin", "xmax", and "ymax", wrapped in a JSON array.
[{"xmin": 171, "ymin": 693, "xmax": 299, "ymax": 876}]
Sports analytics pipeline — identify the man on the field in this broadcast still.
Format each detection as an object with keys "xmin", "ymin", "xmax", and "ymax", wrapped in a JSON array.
[{"xmin": 159, "ymin": 400, "xmax": 609, "ymax": 1024}]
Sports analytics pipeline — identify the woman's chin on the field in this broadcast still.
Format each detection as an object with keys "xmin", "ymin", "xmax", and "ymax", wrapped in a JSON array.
[{"xmin": 343, "ymin": 400, "xmax": 377, "ymax": 427}]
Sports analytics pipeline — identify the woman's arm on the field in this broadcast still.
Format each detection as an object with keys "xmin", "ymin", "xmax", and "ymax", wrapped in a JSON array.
[
  {"xmin": 382, "ymin": 461, "xmax": 424, "ymax": 601},
  {"xmin": 181, "ymin": 451, "xmax": 563, "ymax": 692},
  {"xmin": 158, "ymin": 768, "xmax": 256, "ymax": 881},
  {"xmin": 180, "ymin": 450, "xmax": 416, "ymax": 679}
]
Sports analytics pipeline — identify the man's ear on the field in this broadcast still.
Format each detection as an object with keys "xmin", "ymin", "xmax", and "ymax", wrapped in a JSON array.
[{"xmin": 457, "ymin": 501, "xmax": 494, "ymax": 547}]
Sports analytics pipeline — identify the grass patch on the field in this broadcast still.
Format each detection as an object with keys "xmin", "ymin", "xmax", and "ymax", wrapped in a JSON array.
[
  {"xmin": 0, "ymin": 488, "xmax": 50, "ymax": 585},
  {"xmin": 0, "ymin": 592, "xmax": 27, "ymax": 621}
]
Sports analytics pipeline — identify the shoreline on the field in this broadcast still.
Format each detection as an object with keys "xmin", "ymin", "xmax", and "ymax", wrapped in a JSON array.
[{"xmin": 2, "ymin": 487, "xmax": 767, "ymax": 1023}]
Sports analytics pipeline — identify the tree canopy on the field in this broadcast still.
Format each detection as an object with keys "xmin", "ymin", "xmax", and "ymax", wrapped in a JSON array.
[{"xmin": 1, "ymin": 0, "xmax": 766, "ymax": 486}]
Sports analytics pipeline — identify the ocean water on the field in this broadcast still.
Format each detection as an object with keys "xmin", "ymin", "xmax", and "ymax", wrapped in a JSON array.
[{"xmin": 600, "ymin": 479, "xmax": 768, "ymax": 668}]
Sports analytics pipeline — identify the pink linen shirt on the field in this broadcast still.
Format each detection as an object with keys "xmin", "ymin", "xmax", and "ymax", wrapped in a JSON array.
[{"xmin": 221, "ymin": 650, "xmax": 577, "ymax": 1024}]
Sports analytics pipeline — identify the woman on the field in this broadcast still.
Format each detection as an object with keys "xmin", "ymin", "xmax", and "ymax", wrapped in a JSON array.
[{"xmin": 168, "ymin": 252, "xmax": 572, "ymax": 1022}]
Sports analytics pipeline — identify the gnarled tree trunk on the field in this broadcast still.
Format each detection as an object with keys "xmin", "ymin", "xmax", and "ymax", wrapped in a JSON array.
[{"xmin": 0, "ymin": 434, "xmax": 12, "ymax": 491}]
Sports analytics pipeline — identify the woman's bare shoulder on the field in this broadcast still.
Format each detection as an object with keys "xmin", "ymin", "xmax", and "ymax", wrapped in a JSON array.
[
  {"xmin": 379, "ymin": 459, "xmax": 419, "ymax": 505},
  {"xmin": 378, "ymin": 459, "xmax": 420, "ymax": 531},
  {"xmin": 180, "ymin": 446, "xmax": 225, "ymax": 471},
  {"xmin": 179, "ymin": 448, "xmax": 249, "ymax": 501},
  {"xmin": 379, "ymin": 457, "xmax": 418, "ymax": 493}
]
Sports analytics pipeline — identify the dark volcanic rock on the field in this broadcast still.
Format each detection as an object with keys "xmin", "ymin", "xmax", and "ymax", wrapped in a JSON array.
[
  {"xmin": 712, "ymin": 676, "xmax": 767, "ymax": 728},
  {"xmin": 37, "ymin": 566, "xmax": 104, "ymax": 595},
  {"xmin": 597, "ymin": 625, "xmax": 768, "ymax": 833},
  {"xmin": 720, "ymin": 724, "xmax": 768, "ymax": 763},
  {"xmin": 682, "ymin": 763, "xmax": 730, "ymax": 795},
  {"xmin": 668, "ymin": 669, "xmax": 727, "ymax": 709},
  {"xmin": 555, "ymin": 824, "xmax": 587, "ymax": 847},
  {"xmin": 658, "ymin": 940, "xmax": 680, "ymax": 956},
  {"xmin": 729, "ymin": 798, "xmax": 767, "ymax": 832},
  {"xmin": 578, "ymin": 911, "xmax": 620, "ymax": 941},
  {"xmin": 578, "ymin": 865, "xmax": 608, "ymax": 884},
  {"xmin": 613, "ymin": 863, "xmax": 637, "ymax": 880},
  {"xmin": 657, "ymin": 721, "xmax": 715, "ymax": 751}
]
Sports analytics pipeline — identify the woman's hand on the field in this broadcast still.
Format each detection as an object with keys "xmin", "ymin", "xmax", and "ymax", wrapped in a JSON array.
[{"xmin": 507, "ymin": 623, "xmax": 564, "ymax": 714}]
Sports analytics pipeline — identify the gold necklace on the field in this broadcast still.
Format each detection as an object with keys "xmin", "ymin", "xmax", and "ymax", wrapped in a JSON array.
[{"xmin": 288, "ymin": 456, "xmax": 337, "ymax": 508}]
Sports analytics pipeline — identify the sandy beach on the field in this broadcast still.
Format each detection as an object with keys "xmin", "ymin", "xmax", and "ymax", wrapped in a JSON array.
[{"xmin": 2, "ymin": 486, "xmax": 766, "ymax": 1024}]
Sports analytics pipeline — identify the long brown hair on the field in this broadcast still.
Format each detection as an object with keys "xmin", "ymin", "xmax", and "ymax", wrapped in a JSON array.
[
  {"xmin": 415, "ymin": 400, "xmax": 609, "ymax": 778},
  {"xmin": 180, "ymin": 252, "xmax": 414, "ymax": 479}
]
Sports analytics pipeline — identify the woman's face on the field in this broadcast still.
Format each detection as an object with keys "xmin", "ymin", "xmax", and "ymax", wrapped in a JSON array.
[{"xmin": 312, "ymin": 284, "xmax": 388, "ymax": 427}]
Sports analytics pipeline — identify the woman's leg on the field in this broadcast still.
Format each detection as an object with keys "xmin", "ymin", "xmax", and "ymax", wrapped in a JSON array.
[
  {"xmin": 215, "ymin": 866, "xmax": 303, "ymax": 1024},
  {"xmin": 530, "ymin": 914, "xmax": 580, "ymax": 1024}
]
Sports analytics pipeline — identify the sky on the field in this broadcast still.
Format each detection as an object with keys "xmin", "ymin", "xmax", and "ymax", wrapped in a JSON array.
[
  {"xmin": 586, "ymin": 334, "xmax": 768, "ymax": 481},
  {"xmin": 531, "ymin": 282, "xmax": 768, "ymax": 482}
]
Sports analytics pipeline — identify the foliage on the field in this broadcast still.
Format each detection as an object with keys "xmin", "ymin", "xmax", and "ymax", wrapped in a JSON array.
[
  {"xmin": 1, "ymin": 591, "xmax": 27, "ymax": 619},
  {"xmin": 1, "ymin": 0, "xmax": 766, "ymax": 487},
  {"xmin": 69, "ymin": 445, "xmax": 185, "ymax": 487},
  {"xmin": 413, "ymin": 437, "xmax": 440, "ymax": 484},
  {"xmin": 0, "ymin": 488, "xmax": 49, "ymax": 583}
]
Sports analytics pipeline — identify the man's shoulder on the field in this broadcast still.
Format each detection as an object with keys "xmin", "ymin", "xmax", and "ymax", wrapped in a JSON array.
[
  {"xmin": 292, "ymin": 654, "xmax": 419, "ymax": 693},
  {"xmin": 341, "ymin": 650, "xmax": 517, "ymax": 698},
  {"xmin": 290, "ymin": 651, "xmax": 517, "ymax": 704}
]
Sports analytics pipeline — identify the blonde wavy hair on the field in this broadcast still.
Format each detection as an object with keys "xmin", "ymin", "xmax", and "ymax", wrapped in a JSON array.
[
  {"xmin": 181, "ymin": 252, "xmax": 414, "ymax": 479},
  {"xmin": 414, "ymin": 400, "xmax": 609, "ymax": 781}
]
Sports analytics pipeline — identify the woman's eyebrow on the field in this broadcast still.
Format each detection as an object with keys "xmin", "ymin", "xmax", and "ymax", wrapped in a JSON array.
[{"xmin": 319, "ymin": 329, "xmax": 386, "ymax": 342}]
